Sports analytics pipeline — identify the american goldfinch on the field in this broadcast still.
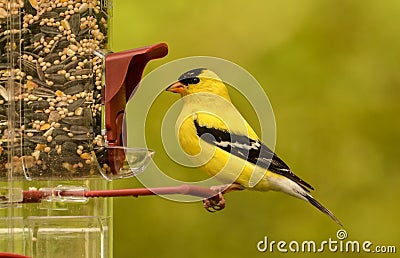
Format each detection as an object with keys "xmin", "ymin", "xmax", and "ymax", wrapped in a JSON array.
[{"xmin": 166, "ymin": 68, "xmax": 342, "ymax": 226}]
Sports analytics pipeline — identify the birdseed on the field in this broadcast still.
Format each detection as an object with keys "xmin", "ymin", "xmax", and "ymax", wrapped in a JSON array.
[{"xmin": 0, "ymin": 0, "xmax": 111, "ymax": 179}]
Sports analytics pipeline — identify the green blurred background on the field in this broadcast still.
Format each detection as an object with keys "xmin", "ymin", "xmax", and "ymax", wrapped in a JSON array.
[{"xmin": 111, "ymin": 0, "xmax": 400, "ymax": 257}]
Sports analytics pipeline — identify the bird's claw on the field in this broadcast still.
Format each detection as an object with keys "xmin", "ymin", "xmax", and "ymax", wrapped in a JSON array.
[
  {"xmin": 202, "ymin": 184, "xmax": 244, "ymax": 212},
  {"xmin": 203, "ymin": 192, "xmax": 225, "ymax": 212}
]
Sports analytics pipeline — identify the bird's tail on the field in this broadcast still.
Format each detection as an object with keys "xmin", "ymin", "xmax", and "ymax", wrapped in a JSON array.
[
  {"xmin": 267, "ymin": 175, "xmax": 342, "ymax": 226},
  {"xmin": 302, "ymin": 193, "xmax": 343, "ymax": 226}
]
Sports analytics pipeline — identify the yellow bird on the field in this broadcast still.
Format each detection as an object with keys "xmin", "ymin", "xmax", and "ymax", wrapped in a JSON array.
[{"xmin": 166, "ymin": 68, "xmax": 342, "ymax": 226}]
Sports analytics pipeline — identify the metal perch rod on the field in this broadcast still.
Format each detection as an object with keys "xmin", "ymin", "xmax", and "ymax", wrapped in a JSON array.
[{"xmin": 21, "ymin": 184, "xmax": 225, "ymax": 204}]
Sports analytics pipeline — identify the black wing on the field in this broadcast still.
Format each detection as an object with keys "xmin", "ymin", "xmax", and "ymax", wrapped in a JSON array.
[{"xmin": 194, "ymin": 119, "xmax": 314, "ymax": 192}]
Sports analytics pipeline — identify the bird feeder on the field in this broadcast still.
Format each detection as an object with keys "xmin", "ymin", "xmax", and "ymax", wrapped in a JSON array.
[{"xmin": 0, "ymin": 1, "xmax": 167, "ymax": 257}]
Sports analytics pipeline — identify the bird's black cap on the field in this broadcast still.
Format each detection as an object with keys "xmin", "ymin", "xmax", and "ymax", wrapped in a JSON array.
[
  {"xmin": 178, "ymin": 68, "xmax": 206, "ymax": 81},
  {"xmin": 177, "ymin": 68, "xmax": 206, "ymax": 86}
]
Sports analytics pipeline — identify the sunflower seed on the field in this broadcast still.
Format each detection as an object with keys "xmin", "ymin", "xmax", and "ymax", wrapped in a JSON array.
[
  {"xmin": 21, "ymin": 59, "xmax": 37, "ymax": 77},
  {"xmin": 57, "ymin": 39, "xmax": 70, "ymax": 51},
  {"xmin": 41, "ymin": 11, "xmax": 59, "ymax": 19},
  {"xmin": 31, "ymin": 112, "xmax": 48, "ymax": 121},
  {"xmin": 40, "ymin": 26, "xmax": 60, "ymax": 36},
  {"xmin": 52, "ymin": 84, "xmax": 66, "ymax": 91},
  {"xmin": 63, "ymin": 78, "xmax": 86, "ymax": 89},
  {"xmin": 54, "ymin": 135, "xmax": 72, "ymax": 143},
  {"xmin": 63, "ymin": 84, "xmax": 85, "ymax": 95},
  {"xmin": 70, "ymin": 14, "xmax": 81, "ymax": 35},
  {"xmin": 28, "ymin": 100, "xmax": 50, "ymax": 110},
  {"xmin": 62, "ymin": 141, "xmax": 78, "ymax": 151},
  {"xmin": 46, "ymin": 73, "xmax": 67, "ymax": 84},
  {"xmin": 70, "ymin": 125, "xmax": 90, "ymax": 134},
  {"xmin": 63, "ymin": 60, "xmax": 79, "ymax": 71},
  {"xmin": 53, "ymin": 7, "xmax": 68, "ymax": 13},
  {"xmin": 27, "ymin": 136, "xmax": 47, "ymax": 144},
  {"xmin": 67, "ymin": 98, "xmax": 86, "ymax": 112},
  {"xmin": 46, "ymin": 64, "xmax": 65, "ymax": 74},
  {"xmin": 31, "ymin": 78, "xmax": 49, "ymax": 88},
  {"xmin": 61, "ymin": 116, "xmax": 87, "ymax": 126},
  {"xmin": 71, "ymin": 69, "xmax": 92, "ymax": 76},
  {"xmin": 33, "ymin": 87, "xmax": 56, "ymax": 98},
  {"xmin": 36, "ymin": 61, "xmax": 45, "ymax": 81},
  {"xmin": 43, "ymin": 53, "xmax": 59, "ymax": 63}
]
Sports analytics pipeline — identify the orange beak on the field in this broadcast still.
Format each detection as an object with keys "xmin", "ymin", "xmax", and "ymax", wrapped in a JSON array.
[{"xmin": 166, "ymin": 81, "xmax": 186, "ymax": 94}]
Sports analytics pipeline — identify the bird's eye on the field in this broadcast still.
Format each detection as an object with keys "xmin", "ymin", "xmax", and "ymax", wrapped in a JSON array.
[
  {"xmin": 191, "ymin": 77, "xmax": 200, "ymax": 84},
  {"xmin": 180, "ymin": 77, "xmax": 200, "ymax": 86}
]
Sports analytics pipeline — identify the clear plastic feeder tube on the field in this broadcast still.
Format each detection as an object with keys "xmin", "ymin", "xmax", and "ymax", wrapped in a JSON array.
[
  {"xmin": 0, "ymin": 1, "xmax": 113, "ymax": 257},
  {"xmin": 0, "ymin": 1, "xmax": 168, "ymax": 256}
]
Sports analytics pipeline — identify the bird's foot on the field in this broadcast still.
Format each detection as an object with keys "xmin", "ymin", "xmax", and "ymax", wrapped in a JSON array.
[
  {"xmin": 202, "ymin": 183, "xmax": 244, "ymax": 212},
  {"xmin": 203, "ymin": 192, "xmax": 225, "ymax": 212}
]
